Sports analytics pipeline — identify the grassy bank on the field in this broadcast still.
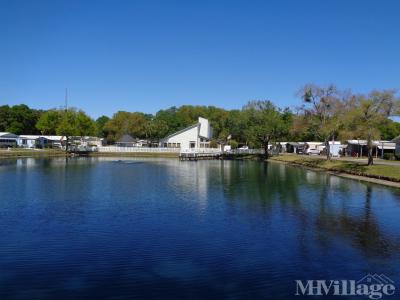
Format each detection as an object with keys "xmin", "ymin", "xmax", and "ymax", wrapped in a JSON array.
[
  {"xmin": 270, "ymin": 154, "xmax": 400, "ymax": 183},
  {"xmin": 89, "ymin": 152, "xmax": 179, "ymax": 158},
  {"xmin": 0, "ymin": 149, "xmax": 67, "ymax": 159},
  {"xmin": 0, "ymin": 150, "xmax": 263, "ymax": 160}
]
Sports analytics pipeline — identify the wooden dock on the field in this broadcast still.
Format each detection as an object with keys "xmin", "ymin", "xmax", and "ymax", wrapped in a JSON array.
[
  {"xmin": 68, "ymin": 145, "xmax": 98, "ymax": 156},
  {"xmin": 179, "ymin": 150, "xmax": 222, "ymax": 161}
]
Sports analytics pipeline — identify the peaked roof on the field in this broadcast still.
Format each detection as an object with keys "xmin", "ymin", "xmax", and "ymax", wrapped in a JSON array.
[
  {"xmin": 392, "ymin": 135, "xmax": 400, "ymax": 143},
  {"xmin": 116, "ymin": 134, "xmax": 136, "ymax": 143},
  {"xmin": 20, "ymin": 135, "xmax": 64, "ymax": 141},
  {"xmin": 161, "ymin": 123, "xmax": 199, "ymax": 140}
]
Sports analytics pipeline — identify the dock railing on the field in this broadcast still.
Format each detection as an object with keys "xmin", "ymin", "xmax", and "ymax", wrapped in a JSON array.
[
  {"xmin": 180, "ymin": 148, "xmax": 222, "ymax": 155},
  {"xmin": 226, "ymin": 149, "xmax": 265, "ymax": 155},
  {"xmin": 97, "ymin": 146, "xmax": 265, "ymax": 155},
  {"xmin": 98, "ymin": 146, "xmax": 180, "ymax": 153}
]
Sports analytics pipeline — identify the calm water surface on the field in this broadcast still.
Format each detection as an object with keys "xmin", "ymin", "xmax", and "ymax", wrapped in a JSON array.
[{"xmin": 0, "ymin": 157, "xmax": 399, "ymax": 299}]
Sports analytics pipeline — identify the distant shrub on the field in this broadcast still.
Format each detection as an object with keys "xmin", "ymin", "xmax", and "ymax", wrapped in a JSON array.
[
  {"xmin": 209, "ymin": 140, "xmax": 218, "ymax": 148},
  {"xmin": 229, "ymin": 140, "xmax": 238, "ymax": 149},
  {"xmin": 383, "ymin": 153, "xmax": 396, "ymax": 160}
]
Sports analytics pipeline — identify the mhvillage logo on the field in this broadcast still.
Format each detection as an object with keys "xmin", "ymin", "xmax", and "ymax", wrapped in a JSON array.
[{"xmin": 295, "ymin": 274, "xmax": 395, "ymax": 299}]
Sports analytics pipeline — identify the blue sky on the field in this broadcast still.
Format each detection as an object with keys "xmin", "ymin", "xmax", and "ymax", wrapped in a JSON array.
[{"xmin": 1, "ymin": 0, "xmax": 399, "ymax": 118}]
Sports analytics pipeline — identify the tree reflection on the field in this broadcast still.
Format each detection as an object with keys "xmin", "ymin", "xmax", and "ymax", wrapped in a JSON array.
[
  {"xmin": 220, "ymin": 161, "xmax": 400, "ymax": 259},
  {"xmin": 315, "ymin": 185, "xmax": 400, "ymax": 258},
  {"xmin": 220, "ymin": 161, "xmax": 305, "ymax": 214}
]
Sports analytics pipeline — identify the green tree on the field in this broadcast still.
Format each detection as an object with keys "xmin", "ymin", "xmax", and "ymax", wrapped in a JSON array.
[
  {"xmin": 344, "ymin": 90, "xmax": 400, "ymax": 165},
  {"xmin": 75, "ymin": 111, "xmax": 96, "ymax": 137},
  {"xmin": 153, "ymin": 107, "xmax": 181, "ymax": 134},
  {"xmin": 145, "ymin": 119, "xmax": 169, "ymax": 139},
  {"xmin": 95, "ymin": 115, "xmax": 110, "ymax": 138},
  {"xmin": 56, "ymin": 110, "xmax": 78, "ymax": 151},
  {"xmin": 377, "ymin": 119, "xmax": 400, "ymax": 140},
  {"xmin": 5, "ymin": 104, "xmax": 42, "ymax": 134},
  {"xmin": 0, "ymin": 105, "xmax": 10, "ymax": 131},
  {"xmin": 229, "ymin": 139, "xmax": 239, "ymax": 149},
  {"xmin": 36, "ymin": 108, "xmax": 96, "ymax": 151},
  {"xmin": 36, "ymin": 110, "xmax": 62, "ymax": 134},
  {"xmin": 226, "ymin": 110, "xmax": 247, "ymax": 144},
  {"xmin": 243, "ymin": 100, "xmax": 288, "ymax": 159},
  {"xmin": 104, "ymin": 111, "xmax": 150, "ymax": 142}
]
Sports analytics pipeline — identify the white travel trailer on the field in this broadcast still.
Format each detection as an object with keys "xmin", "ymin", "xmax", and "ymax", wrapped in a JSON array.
[
  {"xmin": 160, "ymin": 117, "xmax": 213, "ymax": 150},
  {"xmin": 305, "ymin": 142, "xmax": 324, "ymax": 154}
]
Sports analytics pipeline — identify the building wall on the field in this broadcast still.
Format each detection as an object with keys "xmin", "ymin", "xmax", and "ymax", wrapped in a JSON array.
[
  {"xmin": 198, "ymin": 117, "xmax": 212, "ymax": 139},
  {"xmin": 330, "ymin": 144, "xmax": 341, "ymax": 157},
  {"xmin": 17, "ymin": 138, "xmax": 36, "ymax": 148},
  {"xmin": 161, "ymin": 126, "xmax": 199, "ymax": 150}
]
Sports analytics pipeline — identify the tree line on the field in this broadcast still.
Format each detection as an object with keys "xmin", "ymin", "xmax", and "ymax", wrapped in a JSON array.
[{"xmin": 1, "ymin": 84, "xmax": 399, "ymax": 164}]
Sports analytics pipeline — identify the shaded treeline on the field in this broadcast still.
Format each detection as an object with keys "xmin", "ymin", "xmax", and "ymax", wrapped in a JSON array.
[
  {"xmin": 1, "ymin": 84, "xmax": 400, "ymax": 163},
  {"xmin": 0, "ymin": 104, "xmax": 42, "ymax": 135}
]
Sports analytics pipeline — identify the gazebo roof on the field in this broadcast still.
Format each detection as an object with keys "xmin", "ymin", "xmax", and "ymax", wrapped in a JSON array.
[{"xmin": 117, "ymin": 134, "xmax": 136, "ymax": 143}]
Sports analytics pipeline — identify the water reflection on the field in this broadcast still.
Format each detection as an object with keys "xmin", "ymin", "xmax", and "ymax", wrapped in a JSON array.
[
  {"xmin": 315, "ymin": 185, "xmax": 400, "ymax": 258},
  {"xmin": 218, "ymin": 161, "xmax": 400, "ymax": 260},
  {"xmin": 0, "ymin": 157, "xmax": 399, "ymax": 299}
]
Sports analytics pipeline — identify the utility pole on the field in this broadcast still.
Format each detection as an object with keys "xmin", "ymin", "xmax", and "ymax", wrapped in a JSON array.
[
  {"xmin": 64, "ymin": 88, "xmax": 68, "ymax": 112},
  {"xmin": 64, "ymin": 88, "xmax": 69, "ymax": 153}
]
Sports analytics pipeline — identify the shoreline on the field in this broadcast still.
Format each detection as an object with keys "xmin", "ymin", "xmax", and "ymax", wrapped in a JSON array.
[
  {"xmin": 2, "ymin": 150, "xmax": 399, "ymax": 188},
  {"xmin": 0, "ymin": 150, "xmax": 69, "ymax": 159},
  {"xmin": 268, "ymin": 156, "xmax": 400, "ymax": 189},
  {"xmin": 0, "ymin": 150, "xmax": 180, "ymax": 160}
]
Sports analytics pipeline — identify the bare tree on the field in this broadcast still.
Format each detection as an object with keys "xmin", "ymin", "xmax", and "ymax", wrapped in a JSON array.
[{"xmin": 297, "ymin": 84, "xmax": 345, "ymax": 160}]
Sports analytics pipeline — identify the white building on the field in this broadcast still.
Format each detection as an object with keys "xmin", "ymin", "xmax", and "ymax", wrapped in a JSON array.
[
  {"xmin": 72, "ymin": 136, "xmax": 105, "ymax": 147},
  {"xmin": 18, "ymin": 135, "xmax": 39, "ymax": 148},
  {"xmin": 17, "ymin": 135, "xmax": 65, "ymax": 148},
  {"xmin": 305, "ymin": 142, "xmax": 324, "ymax": 154},
  {"xmin": 309, "ymin": 141, "xmax": 344, "ymax": 156},
  {"xmin": 346, "ymin": 139, "xmax": 396, "ymax": 157},
  {"xmin": 328, "ymin": 141, "xmax": 343, "ymax": 157},
  {"xmin": 160, "ymin": 117, "xmax": 213, "ymax": 150},
  {"xmin": 393, "ymin": 135, "xmax": 400, "ymax": 156}
]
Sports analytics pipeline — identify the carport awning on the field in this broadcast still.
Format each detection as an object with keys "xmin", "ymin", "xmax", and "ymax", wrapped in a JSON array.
[{"xmin": 377, "ymin": 145, "xmax": 395, "ymax": 150}]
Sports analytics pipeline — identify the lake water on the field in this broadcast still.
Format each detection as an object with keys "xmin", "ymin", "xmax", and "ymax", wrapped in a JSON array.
[{"xmin": 0, "ymin": 157, "xmax": 399, "ymax": 299}]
